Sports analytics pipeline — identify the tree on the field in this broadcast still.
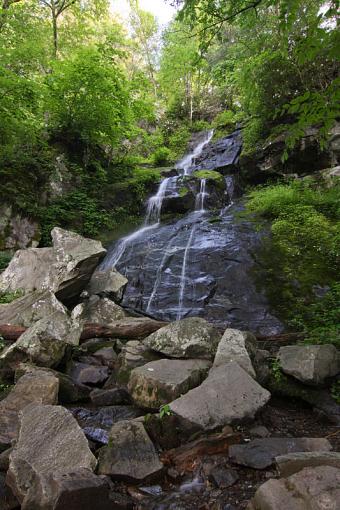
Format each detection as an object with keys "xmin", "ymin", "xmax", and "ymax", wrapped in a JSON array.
[{"xmin": 40, "ymin": 0, "xmax": 77, "ymax": 57}]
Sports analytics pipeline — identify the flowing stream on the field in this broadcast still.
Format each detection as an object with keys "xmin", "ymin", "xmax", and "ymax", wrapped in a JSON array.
[{"xmin": 102, "ymin": 130, "xmax": 282, "ymax": 335}]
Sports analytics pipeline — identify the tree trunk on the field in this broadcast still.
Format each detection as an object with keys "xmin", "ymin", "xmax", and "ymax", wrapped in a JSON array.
[{"xmin": 51, "ymin": 7, "xmax": 58, "ymax": 58}]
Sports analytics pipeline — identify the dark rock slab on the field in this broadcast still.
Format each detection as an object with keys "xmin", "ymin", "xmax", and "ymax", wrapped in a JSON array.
[
  {"xmin": 70, "ymin": 405, "xmax": 144, "ymax": 430},
  {"xmin": 68, "ymin": 361, "xmax": 109, "ymax": 386},
  {"xmin": 90, "ymin": 388, "xmax": 131, "ymax": 407}
]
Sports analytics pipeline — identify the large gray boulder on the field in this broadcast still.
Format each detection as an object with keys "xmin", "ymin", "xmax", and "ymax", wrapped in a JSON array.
[
  {"xmin": 278, "ymin": 344, "xmax": 340, "ymax": 385},
  {"xmin": 0, "ymin": 290, "xmax": 67, "ymax": 327},
  {"xmin": 276, "ymin": 451, "xmax": 340, "ymax": 477},
  {"xmin": 115, "ymin": 340, "xmax": 160, "ymax": 384},
  {"xmin": 144, "ymin": 317, "xmax": 221, "ymax": 360},
  {"xmin": 170, "ymin": 362, "xmax": 270, "ymax": 431},
  {"xmin": 87, "ymin": 267, "xmax": 128, "ymax": 303},
  {"xmin": 0, "ymin": 371, "xmax": 59, "ymax": 449},
  {"xmin": 6, "ymin": 404, "xmax": 96, "ymax": 510},
  {"xmin": 98, "ymin": 420, "xmax": 163, "ymax": 482},
  {"xmin": 248, "ymin": 466, "xmax": 340, "ymax": 510},
  {"xmin": 0, "ymin": 310, "xmax": 82, "ymax": 369},
  {"xmin": 0, "ymin": 228, "xmax": 106, "ymax": 305},
  {"xmin": 213, "ymin": 328, "xmax": 257, "ymax": 377},
  {"xmin": 75, "ymin": 295, "xmax": 126, "ymax": 325},
  {"xmin": 128, "ymin": 359, "xmax": 211, "ymax": 409},
  {"xmin": 229, "ymin": 437, "xmax": 332, "ymax": 469}
]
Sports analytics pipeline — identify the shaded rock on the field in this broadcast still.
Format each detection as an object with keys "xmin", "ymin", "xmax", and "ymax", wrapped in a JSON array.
[
  {"xmin": 276, "ymin": 451, "xmax": 340, "ymax": 477},
  {"xmin": 213, "ymin": 328, "xmax": 256, "ymax": 377},
  {"xmin": 249, "ymin": 425, "xmax": 271, "ymax": 438},
  {"xmin": 68, "ymin": 361, "xmax": 109, "ymax": 386},
  {"xmin": 0, "ymin": 472, "xmax": 19, "ymax": 510},
  {"xmin": 248, "ymin": 466, "xmax": 340, "ymax": 510},
  {"xmin": 0, "ymin": 311, "xmax": 81, "ymax": 370},
  {"xmin": 74, "ymin": 295, "xmax": 126, "ymax": 325},
  {"xmin": 90, "ymin": 388, "xmax": 131, "ymax": 407},
  {"xmin": 6, "ymin": 404, "xmax": 96, "ymax": 509},
  {"xmin": 0, "ymin": 371, "xmax": 59, "ymax": 449},
  {"xmin": 170, "ymin": 362, "xmax": 270, "ymax": 432},
  {"xmin": 144, "ymin": 317, "xmax": 221, "ymax": 360},
  {"xmin": 70, "ymin": 406, "xmax": 143, "ymax": 430},
  {"xmin": 161, "ymin": 189, "xmax": 196, "ymax": 215},
  {"xmin": 83, "ymin": 427, "xmax": 109, "ymax": 445},
  {"xmin": 98, "ymin": 421, "xmax": 163, "ymax": 482},
  {"xmin": 278, "ymin": 344, "xmax": 340, "ymax": 385},
  {"xmin": 0, "ymin": 448, "xmax": 11, "ymax": 471},
  {"xmin": 87, "ymin": 267, "xmax": 128, "ymax": 303},
  {"xmin": 208, "ymin": 466, "xmax": 239, "ymax": 489},
  {"xmin": 116, "ymin": 340, "xmax": 160, "ymax": 385},
  {"xmin": 0, "ymin": 291, "xmax": 66, "ymax": 328},
  {"xmin": 0, "ymin": 203, "xmax": 40, "ymax": 251},
  {"xmin": 128, "ymin": 359, "xmax": 211, "ymax": 409},
  {"xmin": 229, "ymin": 437, "xmax": 332, "ymax": 470},
  {"xmin": 92, "ymin": 346, "xmax": 117, "ymax": 368}
]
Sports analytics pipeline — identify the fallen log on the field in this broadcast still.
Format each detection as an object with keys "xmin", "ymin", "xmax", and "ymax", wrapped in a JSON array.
[
  {"xmin": 0, "ymin": 318, "xmax": 167, "ymax": 343},
  {"xmin": 160, "ymin": 428, "xmax": 241, "ymax": 473}
]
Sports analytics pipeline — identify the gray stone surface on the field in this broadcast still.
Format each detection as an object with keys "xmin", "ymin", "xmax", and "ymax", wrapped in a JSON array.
[
  {"xmin": 87, "ymin": 267, "xmax": 128, "ymax": 303},
  {"xmin": 213, "ymin": 328, "xmax": 257, "ymax": 377},
  {"xmin": 74, "ymin": 295, "xmax": 126, "ymax": 325},
  {"xmin": 248, "ymin": 466, "xmax": 340, "ymax": 510},
  {"xmin": 90, "ymin": 388, "xmax": 131, "ymax": 407},
  {"xmin": 116, "ymin": 340, "xmax": 160, "ymax": 384},
  {"xmin": 0, "ymin": 290, "xmax": 66, "ymax": 328},
  {"xmin": 68, "ymin": 361, "xmax": 109, "ymax": 386},
  {"xmin": 276, "ymin": 451, "xmax": 340, "ymax": 477},
  {"xmin": 170, "ymin": 362, "xmax": 270, "ymax": 431},
  {"xmin": 70, "ymin": 406, "xmax": 144, "ymax": 430},
  {"xmin": 144, "ymin": 317, "xmax": 221, "ymax": 360},
  {"xmin": 278, "ymin": 344, "xmax": 340, "ymax": 385},
  {"xmin": 98, "ymin": 421, "xmax": 163, "ymax": 482},
  {"xmin": 229, "ymin": 437, "xmax": 332, "ymax": 470},
  {"xmin": 6, "ymin": 404, "xmax": 96, "ymax": 510},
  {"xmin": 128, "ymin": 358, "xmax": 211, "ymax": 409},
  {"xmin": 0, "ymin": 311, "xmax": 82, "ymax": 369},
  {"xmin": 0, "ymin": 371, "xmax": 59, "ymax": 448}
]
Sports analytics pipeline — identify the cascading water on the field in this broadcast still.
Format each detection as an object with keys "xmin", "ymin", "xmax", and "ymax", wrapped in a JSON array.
[{"xmin": 102, "ymin": 129, "xmax": 283, "ymax": 335}]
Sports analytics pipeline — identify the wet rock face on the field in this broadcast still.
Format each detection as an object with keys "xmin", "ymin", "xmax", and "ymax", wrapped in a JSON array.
[
  {"xmin": 143, "ymin": 318, "xmax": 221, "ymax": 360},
  {"xmin": 192, "ymin": 131, "xmax": 242, "ymax": 174},
  {"xmin": 128, "ymin": 359, "xmax": 211, "ymax": 409}
]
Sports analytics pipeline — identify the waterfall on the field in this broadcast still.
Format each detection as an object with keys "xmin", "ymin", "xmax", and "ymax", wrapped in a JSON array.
[
  {"xmin": 195, "ymin": 179, "xmax": 208, "ymax": 211},
  {"xmin": 176, "ymin": 130, "xmax": 214, "ymax": 176},
  {"xmin": 146, "ymin": 236, "xmax": 177, "ymax": 313},
  {"xmin": 176, "ymin": 224, "xmax": 197, "ymax": 319},
  {"xmin": 145, "ymin": 177, "xmax": 170, "ymax": 225}
]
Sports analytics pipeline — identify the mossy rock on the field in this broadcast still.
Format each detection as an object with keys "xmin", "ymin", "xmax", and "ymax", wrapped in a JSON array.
[
  {"xmin": 178, "ymin": 186, "xmax": 190, "ymax": 197},
  {"xmin": 193, "ymin": 170, "xmax": 225, "ymax": 189}
]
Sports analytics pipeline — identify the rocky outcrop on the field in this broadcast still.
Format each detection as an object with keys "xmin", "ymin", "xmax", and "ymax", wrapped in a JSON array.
[
  {"xmin": 144, "ymin": 317, "xmax": 221, "ymax": 360},
  {"xmin": 213, "ymin": 328, "xmax": 257, "ymax": 377},
  {"xmin": 0, "ymin": 204, "xmax": 40, "ymax": 251},
  {"xmin": 0, "ymin": 290, "xmax": 67, "ymax": 328},
  {"xmin": 192, "ymin": 130, "xmax": 242, "ymax": 174},
  {"xmin": 278, "ymin": 344, "xmax": 340, "ymax": 385},
  {"xmin": 128, "ymin": 359, "xmax": 211, "ymax": 409},
  {"xmin": 6, "ymin": 404, "xmax": 96, "ymax": 510},
  {"xmin": 229, "ymin": 437, "xmax": 332, "ymax": 469},
  {"xmin": 75, "ymin": 296, "xmax": 126, "ymax": 325},
  {"xmin": 0, "ymin": 228, "xmax": 106, "ymax": 305},
  {"xmin": 0, "ymin": 371, "xmax": 59, "ymax": 449},
  {"xmin": 0, "ymin": 310, "xmax": 82, "ymax": 369},
  {"xmin": 98, "ymin": 421, "xmax": 163, "ymax": 482},
  {"xmin": 87, "ymin": 267, "xmax": 128, "ymax": 303},
  {"xmin": 248, "ymin": 466, "xmax": 340, "ymax": 510},
  {"xmin": 170, "ymin": 362, "xmax": 270, "ymax": 431}
]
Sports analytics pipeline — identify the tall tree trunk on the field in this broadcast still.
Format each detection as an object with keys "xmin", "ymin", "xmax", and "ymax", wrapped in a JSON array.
[{"xmin": 51, "ymin": 6, "xmax": 58, "ymax": 58}]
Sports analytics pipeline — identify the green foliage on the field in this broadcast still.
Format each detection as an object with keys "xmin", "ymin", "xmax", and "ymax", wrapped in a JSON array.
[
  {"xmin": 152, "ymin": 147, "xmax": 173, "ymax": 166},
  {"xmin": 0, "ymin": 290, "xmax": 23, "ymax": 304},
  {"xmin": 159, "ymin": 404, "xmax": 172, "ymax": 419},
  {"xmin": 270, "ymin": 358, "xmax": 283, "ymax": 383},
  {"xmin": 0, "ymin": 253, "xmax": 12, "ymax": 273}
]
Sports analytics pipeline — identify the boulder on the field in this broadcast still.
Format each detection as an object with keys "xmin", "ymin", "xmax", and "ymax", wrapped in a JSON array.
[
  {"xmin": 116, "ymin": 340, "xmax": 160, "ymax": 384},
  {"xmin": 278, "ymin": 344, "xmax": 340, "ymax": 385},
  {"xmin": 0, "ymin": 371, "xmax": 59, "ymax": 449},
  {"xmin": 92, "ymin": 346, "xmax": 117, "ymax": 368},
  {"xmin": 0, "ymin": 311, "xmax": 82, "ymax": 369},
  {"xmin": 276, "ymin": 451, "xmax": 340, "ymax": 477},
  {"xmin": 170, "ymin": 362, "xmax": 270, "ymax": 431},
  {"xmin": 0, "ymin": 472, "xmax": 19, "ymax": 510},
  {"xmin": 144, "ymin": 317, "xmax": 221, "ymax": 360},
  {"xmin": 67, "ymin": 361, "xmax": 109, "ymax": 386},
  {"xmin": 0, "ymin": 228, "xmax": 106, "ymax": 305},
  {"xmin": 90, "ymin": 388, "xmax": 131, "ymax": 407},
  {"xmin": 75, "ymin": 295, "xmax": 126, "ymax": 325},
  {"xmin": 213, "ymin": 328, "xmax": 257, "ymax": 377},
  {"xmin": 87, "ymin": 267, "xmax": 128, "ymax": 303},
  {"xmin": 128, "ymin": 359, "xmax": 211, "ymax": 409},
  {"xmin": 229, "ymin": 437, "xmax": 332, "ymax": 470},
  {"xmin": 0, "ymin": 291, "xmax": 66, "ymax": 328},
  {"xmin": 248, "ymin": 466, "xmax": 340, "ymax": 510},
  {"xmin": 98, "ymin": 421, "xmax": 163, "ymax": 482},
  {"xmin": 70, "ymin": 406, "xmax": 143, "ymax": 431},
  {"xmin": 6, "ymin": 404, "xmax": 96, "ymax": 509}
]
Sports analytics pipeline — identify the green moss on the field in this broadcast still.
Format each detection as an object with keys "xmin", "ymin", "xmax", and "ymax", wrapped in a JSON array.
[
  {"xmin": 179, "ymin": 186, "xmax": 189, "ymax": 197},
  {"xmin": 193, "ymin": 170, "xmax": 225, "ymax": 189},
  {"xmin": 0, "ymin": 290, "xmax": 24, "ymax": 304}
]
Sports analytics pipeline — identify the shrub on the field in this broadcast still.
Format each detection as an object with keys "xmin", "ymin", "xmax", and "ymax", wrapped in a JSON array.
[{"xmin": 152, "ymin": 146, "xmax": 173, "ymax": 166}]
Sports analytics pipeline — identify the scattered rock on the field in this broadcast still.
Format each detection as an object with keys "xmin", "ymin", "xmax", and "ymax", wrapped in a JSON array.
[
  {"xmin": 6, "ymin": 404, "xmax": 96, "ymax": 509},
  {"xmin": 70, "ymin": 406, "xmax": 144, "ymax": 430},
  {"xmin": 116, "ymin": 340, "xmax": 160, "ymax": 384},
  {"xmin": 90, "ymin": 388, "xmax": 131, "ymax": 407},
  {"xmin": 83, "ymin": 427, "xmax": 109, "ymax": 445},
  {"xmin": 0, "ymin": 371, "xmax": 59, "ymax": 449},
  {"xmin": 87, "ymin": 267, "xmax": 128, "ymax": 303},
  {"xmin": 276, "ymin": 451, "xmax": 340, "ymax": 477},
  {"xmin": 68, "ymin": 361, "xmax": 109, "ymax": 386},
  {"xmin": 249, "ymin": 425, "xmax": 271, "ymax": 438},
  {"xmin": 278, "ymin": 344, "xmax": 340, "ymax": 385},
  {"xmin": 92, "ymin": 346, "xmax": 117, "ymax": 368},
  {"xmin": 229, "ymin": 437, "xmax": 332, "ymax": 470},
  {"xmin": 75, "ymin": 295, "xmax": 126, "ymax": 324},
  {"xmin": 170, "ymin": 362, "xmax": 270, "ymax": 432},
  {"xmin": 0, "ymin": 291, "xmax": 66, "ymax": 328},
  {"xmin": 144, "ymin": 317, "xmax": 221, "ymax": 360},
  {"xmin": 248, "ymin": 466, "xmax": 340, "ymax": 510},
  {"xmin": 0, "ymin": 311, "xmax": 81, "ymax": 369},
  {"xmin": 128, "ymin": 359, "xmax": 211, "ymax": 409},
  {"xmin": 98, "ymin": 421, "xmax": 163, "ymax": 482},
  {"xmin": 213, "ymin": 328, "xmax": 257, "ymax": 377},
  {"xmin": 208, "ymin": 466, "xmax": 239, "ymax": 489}
]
